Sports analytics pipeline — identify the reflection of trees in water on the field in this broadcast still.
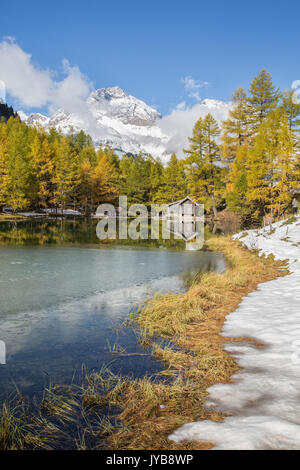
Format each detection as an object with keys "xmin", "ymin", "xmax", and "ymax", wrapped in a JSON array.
[
  {"xmin": 0, "ymin": 217, "xmax": 240, "ymax": 248},
  {"xmin": 0, "ymin": 219, "xmax": 94, "ymax": 246},
  {"xmin": 0, "ymin": 217, "xmax": 238, "ymax": 248},
  {"xmin": 0, "ymin": 218, "xmax": 186, "ymax": 249}
]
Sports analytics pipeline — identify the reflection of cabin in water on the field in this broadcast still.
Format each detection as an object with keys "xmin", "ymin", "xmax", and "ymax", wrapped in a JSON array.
[
  {"xmin": 167, "ymin": 197, "xmax": 202, "ymax": 220},
  {"xmin": 166, "ymin": 216, "xmax": 204, "ymax": 251},
  {"xmin": 166, "ymin": 219, "xmax": 199, "ymax": 242}
]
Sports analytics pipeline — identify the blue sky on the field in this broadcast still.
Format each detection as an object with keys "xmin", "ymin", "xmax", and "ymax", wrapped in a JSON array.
[{"xmin": 1, "ymin": 0, "xmax": 300, "ymax": 115}]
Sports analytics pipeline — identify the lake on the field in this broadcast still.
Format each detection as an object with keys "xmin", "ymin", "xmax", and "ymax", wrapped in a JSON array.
[{"xmin": 0, "ymin": 219, "xmax": 225, "ymax": 400}]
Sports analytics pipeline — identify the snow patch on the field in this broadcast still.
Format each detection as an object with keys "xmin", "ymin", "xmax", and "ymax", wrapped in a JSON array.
[{"xmin": 169, "ymin": 216, "xmax": 300, "ymax": 450}]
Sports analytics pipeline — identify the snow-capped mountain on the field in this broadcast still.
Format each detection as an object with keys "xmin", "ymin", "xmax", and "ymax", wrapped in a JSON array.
[
  {"xmin": 19, "ymin": 87, "xmax": 231, "ymax": 160},
  {"xmin": 88, "ymin": 87, "xmax": 160, "ymax": 126}
]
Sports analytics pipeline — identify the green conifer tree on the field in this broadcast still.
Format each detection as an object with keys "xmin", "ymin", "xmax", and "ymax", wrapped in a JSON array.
[
  {"xmin": 248, "ymin": 69, "xmax": 280, "ymax": 135},
  {"xmin": 221, "ymin": 87, "xmax": 250, "ymax": 163}
]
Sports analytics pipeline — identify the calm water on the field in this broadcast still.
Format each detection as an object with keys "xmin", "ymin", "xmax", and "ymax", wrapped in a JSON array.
[{"xmin": 0, "ymin": 219, "xmax": 225, "ymax": 400}]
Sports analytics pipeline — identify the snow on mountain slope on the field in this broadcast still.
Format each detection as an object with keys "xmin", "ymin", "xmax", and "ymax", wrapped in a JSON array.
[
  {"xmin": 87, "ymin": 86, "xmax": 160, "ymax": 126},
  {"xmin": 18, "ymin": 87, "xmax": 231, "ymax": 160}
]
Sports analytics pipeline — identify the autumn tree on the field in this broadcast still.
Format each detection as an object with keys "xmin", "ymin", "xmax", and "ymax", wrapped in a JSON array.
[
  {"xmin": 93, "ymin": 149, "xmax": 119, "ymax": 205},
  {"xmin": 51, "ymin": 136, "xmax": 78, "ymax": 211},
  {"xmin": 246, "ymin": 109, "xmax": 296, "ymax": 218},
  {"xmin": 154, "ymin": 154, "xmax": 186, "ymax": 203},
  {"xmin": 184, "ymin": 114, "xmax": 222, "ymax": 216},
  {"xmin": 149, "ymin": 157, "xmax": 163, "ymax": 203},
  {"xmin": 30, "ymin": 131, "xmax": 54, "ymax": 208},
  {"xmin": 6, "ymin": 120, "xmax": 37, "ymax": 211},
  {"xmin": 119, "ymin": 154, "xmax": 151, "ymax": 205},
  {"xmin": 226, "ymin": 144, "xmax": 251, "ymax": 219}
]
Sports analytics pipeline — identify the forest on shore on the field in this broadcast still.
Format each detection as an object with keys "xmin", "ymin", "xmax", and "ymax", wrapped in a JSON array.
[{"xmin": 0, "ymin": 69, "xmax": 299, "ymax": 225}]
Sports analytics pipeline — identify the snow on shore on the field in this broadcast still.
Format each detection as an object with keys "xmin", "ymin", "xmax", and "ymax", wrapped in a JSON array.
[{"xmin": 170, "ymin": 216, "xmax": 300, "ymax": 450}]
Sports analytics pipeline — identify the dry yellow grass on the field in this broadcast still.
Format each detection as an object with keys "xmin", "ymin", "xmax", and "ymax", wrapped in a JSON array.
[
  {"xmin": 106, "ymin": 236, "xmax": 289, "ymax": 450},
  {"xmin": 0, "ymin": 236, "xmax": 289, "ymax": 450}
]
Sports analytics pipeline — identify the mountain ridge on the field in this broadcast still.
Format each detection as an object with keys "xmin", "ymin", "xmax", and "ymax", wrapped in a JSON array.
[{"xmin": 18, "ymin": 87, "xmax": 231, "ymax": 159}]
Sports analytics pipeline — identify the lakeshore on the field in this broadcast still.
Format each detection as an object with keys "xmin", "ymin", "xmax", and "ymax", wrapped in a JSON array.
[
  {"xmin": 102, "ymin": 235, "xmax": 288, "ymax": 450},
  {"xmin": 0, "ymin": 218, "xmax": 297, "ymax": 449}
]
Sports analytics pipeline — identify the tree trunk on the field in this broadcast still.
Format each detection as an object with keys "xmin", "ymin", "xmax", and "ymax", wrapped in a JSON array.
[{"xmin": 210, "ymin": 194, "xmax": 218, "ymax": 218}]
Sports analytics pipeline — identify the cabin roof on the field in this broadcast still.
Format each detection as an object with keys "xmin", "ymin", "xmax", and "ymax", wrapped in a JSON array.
[{"xmin": 167, "ymin": 196, "xmax": 200, "ymax": 207}]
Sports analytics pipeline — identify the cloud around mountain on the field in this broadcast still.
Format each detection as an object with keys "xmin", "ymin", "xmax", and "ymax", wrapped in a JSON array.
[
  {"xmin": 0, "ymin": 38, "xmax": 231, "ymax": 160},
  {"xmin": 159, "ymin": 100, "xmax": 231, "ymax": 157}
]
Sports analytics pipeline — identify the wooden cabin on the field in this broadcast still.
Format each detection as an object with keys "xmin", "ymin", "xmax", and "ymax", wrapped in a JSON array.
[{"xmin": 167, "ymin": 197, "xmax": 202, "ymax": 220}]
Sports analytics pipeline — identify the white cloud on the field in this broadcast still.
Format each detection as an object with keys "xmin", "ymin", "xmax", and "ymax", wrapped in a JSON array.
[
  {"xmin": 181, "ymin": 76, "xmax": 209, "ymax": 102},
  {"xmin": 0, "ymin": 39, "xmax": 53, "ymax": 107},
  {"xmin": 49, "ymin": 59, "xmax": 100, "ymax": 136},
  {"xmin": 156, "ymin": 76, "xmax": 231, "ymax": 158},
  {"xmin": 291, "ymin": 80, "xmax": 300, "ymax": 90},
  {"xmin": 50, "ymin": 59, "xmax": 92, "ymax": 112},
  {"xmin": 0, "ymin": 39, "xmax": 93, "ymax": 115},
  {"xmin": 159, "ymin": 100, "xmax": 231, "ymax": 158},
  {"xmin": 176, "ymin": 101, "xmax": 186, "ymax": 110}
]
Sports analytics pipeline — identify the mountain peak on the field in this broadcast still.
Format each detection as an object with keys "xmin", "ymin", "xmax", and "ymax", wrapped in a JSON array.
[
  {"xmin": 88, "ymin": 86, "xmax": 161, "ymax": 127},
  {"xmin": 91, "ymin": 86, "xmax": 127, "ymax": 101}
]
